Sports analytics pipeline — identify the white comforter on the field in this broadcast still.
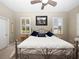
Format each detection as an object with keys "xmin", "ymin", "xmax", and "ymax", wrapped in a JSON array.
[{"xmin": 18, "ymin": 36, "xmax": 74, "ymax": 49}]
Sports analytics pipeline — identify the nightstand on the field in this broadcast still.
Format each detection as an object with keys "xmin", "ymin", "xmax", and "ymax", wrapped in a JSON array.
[
  {"xmin": 16, "ymin": 34, "xmax": 29, "ymax": 42},
  {"xmin": 55, "ymin": 34, "xmax": 63, "ymax": 39}
]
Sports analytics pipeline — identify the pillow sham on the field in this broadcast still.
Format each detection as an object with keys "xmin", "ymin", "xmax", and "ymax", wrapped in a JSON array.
[
  {"xmin": 46, "ymin": 31, "xmax": 54, "ymax": 37},
  {"xmin": 38, "ymin": 33, "xmax": 46, "ymax": 37},
  {"xmin": 31, "ymin": 31, "xmax": 38, "ymax": 36}
]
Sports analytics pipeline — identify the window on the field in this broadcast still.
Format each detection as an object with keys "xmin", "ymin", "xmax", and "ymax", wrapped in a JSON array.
[
  {"xmin": 52, "ymin": 17, "xmax": 63, "ymax": 34},
  {"xmin": 20, "ymin": 17, "xmax": 31, "ymax": 34}
]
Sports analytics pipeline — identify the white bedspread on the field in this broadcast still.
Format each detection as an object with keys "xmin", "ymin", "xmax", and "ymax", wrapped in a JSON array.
[{"xmin": 18, "ymin": 36, "xmax": 74, "ymax": 49}]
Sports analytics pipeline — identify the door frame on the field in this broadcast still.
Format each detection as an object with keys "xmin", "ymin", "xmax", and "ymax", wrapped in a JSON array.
[{"xmin": 0, "ymin": 16, "xmax": 10, "ymax": 44}]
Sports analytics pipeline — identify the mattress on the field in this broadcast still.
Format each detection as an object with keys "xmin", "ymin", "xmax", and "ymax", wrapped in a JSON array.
[{"xmin": 18, "ymin": 36, "xmax": 74, "ymax": 49}]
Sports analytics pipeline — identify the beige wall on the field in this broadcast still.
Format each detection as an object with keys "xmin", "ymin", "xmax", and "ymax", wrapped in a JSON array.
[
  {"xmin": 0, "ymin": 3, "xmax": 16, "ymax": 43},
  {"xmin": 68, "ymin": 6, "xmax": 79, "ymax": 43},
  {"xmin": 15, "ymin": 12, "xmax": 69, "ymax": 40},
  {"xmin": 0, "ymin": 2, "xmax": 79, "ymax": 43}
]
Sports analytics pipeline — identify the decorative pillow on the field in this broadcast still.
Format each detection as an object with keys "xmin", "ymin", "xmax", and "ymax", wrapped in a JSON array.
[
  {"xmin": 31, "ymin": 31, "xmax": 38, "ymax": 36},
  {"xmin": 46, "ymin": 31, "xmax": 54, "ymax": 37},
  {"xmin": 38, "ymin": 33, "xmax": 46, "ymax": 37}
]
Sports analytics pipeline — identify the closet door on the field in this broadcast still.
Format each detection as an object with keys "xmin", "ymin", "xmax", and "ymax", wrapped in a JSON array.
[{"xmin": 0, "ymin": 17, "xmax": 9, "ymax": 49}]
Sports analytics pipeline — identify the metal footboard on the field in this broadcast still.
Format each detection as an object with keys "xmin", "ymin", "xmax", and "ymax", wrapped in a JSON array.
[{"xmin": 15, "ymin": 40, "xmax": 75, "ymax": 59}]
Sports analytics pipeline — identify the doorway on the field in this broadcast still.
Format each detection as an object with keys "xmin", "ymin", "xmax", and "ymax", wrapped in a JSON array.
[{"xmin": 0, "ymin": 16, "xmax": 9, "ymax": 49}]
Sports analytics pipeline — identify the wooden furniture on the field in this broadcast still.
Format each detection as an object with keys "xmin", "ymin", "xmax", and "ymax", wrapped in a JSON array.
[
  {"xmin": 16, "ymin": 34, "xmax": 29, "ymax": 41},
  {"xmin": 20, "ymin": 17, "xmax": 31, "ymax": 34},
  {"xmin": 55, "ymin": 34, "xmax": 64, "ymax": 39}
]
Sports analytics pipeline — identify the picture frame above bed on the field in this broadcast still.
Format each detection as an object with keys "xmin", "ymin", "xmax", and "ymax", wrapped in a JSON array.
[{"xmin": 36, "ymin": 16, "xmax": 47, "ymax": 26}]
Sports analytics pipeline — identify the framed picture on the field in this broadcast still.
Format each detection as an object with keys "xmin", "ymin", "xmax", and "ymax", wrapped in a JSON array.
[{"xmin": 36, "ymin": 16, "xmax": 47, "ymax": 25}]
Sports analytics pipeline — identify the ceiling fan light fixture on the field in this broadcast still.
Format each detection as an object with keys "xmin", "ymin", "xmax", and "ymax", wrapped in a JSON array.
[{"xmin": 42, "ymin": 0, "xmax": 48, "ymax": 3}]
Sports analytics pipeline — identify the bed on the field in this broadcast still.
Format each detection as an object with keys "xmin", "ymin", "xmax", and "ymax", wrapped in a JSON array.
[
  {"xmin": 15, "ymin": 31, "xmax": 75, "ymax": 59},
  {"xmin": 18, "ymin": 36, "xmax": 74, "ymax": 49}
]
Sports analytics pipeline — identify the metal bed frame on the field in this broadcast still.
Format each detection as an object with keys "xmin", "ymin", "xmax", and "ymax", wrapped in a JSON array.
[
  {"xmin": 14, "ymin": 28, "xmax": 78, "ymax": 59},
  {"xmin": 15, "ymin": 39, "xmax": 76, "ymax": 59},
  {"xmin": 75, "ymin": 40, "xmax": 78, "ymax": 59}
]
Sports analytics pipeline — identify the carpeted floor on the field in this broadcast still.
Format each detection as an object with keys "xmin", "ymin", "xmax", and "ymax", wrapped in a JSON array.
[{"xmin": 0, "ymin": 43, "xmax": 15, "ymax": 59}]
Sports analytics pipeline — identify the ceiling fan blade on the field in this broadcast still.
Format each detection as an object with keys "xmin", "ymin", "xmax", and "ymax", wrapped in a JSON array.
[
  {"xmin": 48, "ymin": 0, "xmax": 57, "ymax": 7},
  {"xmin": 31, "ymin": 0, "xmax": 41, "ymax": 4},
  {"xmin": 41, "ymin": 5, "xmax": 44, "ymax": 9},
  {"xmin": 41, "ymin": 3, "xmax": 47, "ymax": 10},
  {"xmin": 41, "ymin": 3, "xmax": 46, "ymax": 9}
]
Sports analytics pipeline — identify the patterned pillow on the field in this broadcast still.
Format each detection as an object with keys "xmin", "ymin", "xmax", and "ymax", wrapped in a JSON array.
[{"xmin": 38, "ymin": 33, "xmax": 46, "ymax": 37}]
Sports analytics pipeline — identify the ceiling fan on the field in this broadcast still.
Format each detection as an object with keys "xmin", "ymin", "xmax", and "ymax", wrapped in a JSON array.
[{"xmin": 31, "ymin": 0, "xmax": 57, "ymax": 10}]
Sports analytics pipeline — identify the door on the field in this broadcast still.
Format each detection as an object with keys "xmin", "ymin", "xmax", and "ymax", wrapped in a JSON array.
[{"xmin": 0, "ymin": 17, "xmax": 9, "ymax": 49}]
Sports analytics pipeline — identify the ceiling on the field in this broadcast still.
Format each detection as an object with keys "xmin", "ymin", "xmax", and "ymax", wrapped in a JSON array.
[{"xmin": 0, "ymin": 0, "xmax": 79, "ymax": 12}]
